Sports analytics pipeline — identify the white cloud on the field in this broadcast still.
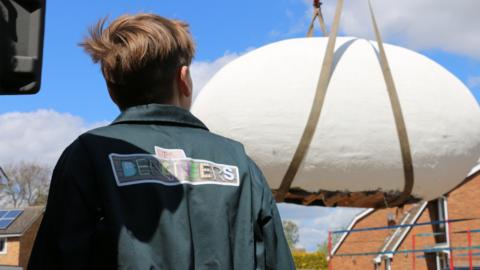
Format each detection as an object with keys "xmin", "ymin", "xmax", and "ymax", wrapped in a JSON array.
[
  {"xmin": 278, "ymin": 203, "xmax": 364, "ymax": 251},
  {"xmin": 299, "ymin": 227, "xmax": 328, "ymax": 251},
  {"xmin": 190, "ymin": 53, "xmax": 240, "ymax": 100},
  {"xmin": 313, "ymin": 207, "xmax": 364, "ymax": 230},
  {"xmin": 0, "ymin": 110, "xmax": 105, "ymax": 167},
  {"xmin": 297, "ymin": 0, "xmax": 480, "ymax": 59}
]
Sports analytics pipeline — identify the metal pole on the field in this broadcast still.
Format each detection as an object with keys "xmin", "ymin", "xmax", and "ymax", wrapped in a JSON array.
[
  {"xmin": 385, "ymin": 257, "xmax": 392, "ymax": 270},
  {"xmin": 468, "ymin": 228, "xmax": 473, "ymax": 270},
  {"xmin": 412, "ymin": 234, "xmax": 416, "ymax": 270},
  {"xmin": 328, "ymin": 231, "xmax": 333, "ymax": 270},
  {"xmin": 448, "ymin": 220, "xmax": 454, "ymax": 270}
]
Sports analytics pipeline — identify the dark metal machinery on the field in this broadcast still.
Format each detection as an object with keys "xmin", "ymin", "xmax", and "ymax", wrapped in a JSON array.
[{"xmin": 0, "ymin": 0, "xmax": 46, "ymax": 94}]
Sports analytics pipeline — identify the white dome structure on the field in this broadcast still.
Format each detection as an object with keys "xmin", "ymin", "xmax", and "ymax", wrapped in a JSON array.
[{"xmin": 192, "ymin": 37, "xmax": 480, "ymax": 206}]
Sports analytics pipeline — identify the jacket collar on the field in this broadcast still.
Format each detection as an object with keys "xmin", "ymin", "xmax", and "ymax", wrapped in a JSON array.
[{"xmin": 111, "ymin": 104, "xmax": 209, "ymax": 131}]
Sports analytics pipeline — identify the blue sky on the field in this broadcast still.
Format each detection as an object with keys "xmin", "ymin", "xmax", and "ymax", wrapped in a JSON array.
[{"xmin": 1, "ymin": 0, "xmax": 479, "ymax": 251}]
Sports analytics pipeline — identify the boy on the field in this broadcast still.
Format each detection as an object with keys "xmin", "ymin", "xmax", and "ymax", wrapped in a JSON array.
[{"xmin": 28, "ymin": 13, "xmax": 294, "ymax": 270}]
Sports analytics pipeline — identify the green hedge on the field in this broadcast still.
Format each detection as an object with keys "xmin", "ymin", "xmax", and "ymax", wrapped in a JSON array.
[{"xmin": 292, "ymin": 251, "xmax": 328, "ymax": 270}]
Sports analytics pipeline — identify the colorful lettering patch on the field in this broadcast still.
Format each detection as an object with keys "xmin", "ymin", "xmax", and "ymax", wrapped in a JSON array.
[{"xmin": 109, "ymin": 148, "xmax": 240, "ymax": 187}]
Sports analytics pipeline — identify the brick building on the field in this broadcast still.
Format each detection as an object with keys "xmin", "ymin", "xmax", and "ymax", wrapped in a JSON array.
[
  {"xmin": 331, "ymin": 163, "xmax": 480, "ymax": 270},
  {"xmin": 0, "ymin": 207, "xmax": 43, "ymax": 270}
]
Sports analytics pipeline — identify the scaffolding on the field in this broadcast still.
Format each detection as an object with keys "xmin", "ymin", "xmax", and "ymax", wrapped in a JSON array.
[{"xmin": 327, "ymin": 218, "xmax": 480, "ymax": 270}]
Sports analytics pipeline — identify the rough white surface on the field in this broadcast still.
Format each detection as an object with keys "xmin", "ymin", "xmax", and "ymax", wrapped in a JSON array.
[{"xmin": 192, "ymin": 37, "xmax": 480, "ymax": 201}]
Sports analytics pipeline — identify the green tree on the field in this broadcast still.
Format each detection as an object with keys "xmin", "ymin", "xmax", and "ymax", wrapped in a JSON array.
[{"xmin": 282, "ymin": 220, "xmax": 299, "ymax": 250}]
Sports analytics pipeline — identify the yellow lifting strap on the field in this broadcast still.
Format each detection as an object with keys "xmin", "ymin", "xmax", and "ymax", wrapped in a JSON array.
[
  {"xmin": 275, "ymin": 0, "xmax": 344, "ymax": 202},
  {"xmin": 307, "ymin": 0, "xmax": 328, "ymax": 37},
  {"xmin": 276, "ymin": 0, "xmax": 414, "ymax": 207},
  {"xmin": 368, "ymin": 0, "xmax": 414, "ymax": 206}
]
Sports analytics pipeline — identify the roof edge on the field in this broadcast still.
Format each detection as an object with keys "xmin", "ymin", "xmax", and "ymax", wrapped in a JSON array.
[
  {"xmin": 447, "ymin": 166, "xmax": 480, "ymax": 196},
  {"xmin": 0, "ymin": 234, "xmax": 22, "ymax": 238},
  {"xmin": 20, "ymin": 207, "xmax": 45, "ymax": 235},
  {"xmin": 467, "ymin": 162, "xmax": 480, "ymax": 178},
  {"xmin": 331, "ymin": 208, "xmax": 375, "ymax": 256}
]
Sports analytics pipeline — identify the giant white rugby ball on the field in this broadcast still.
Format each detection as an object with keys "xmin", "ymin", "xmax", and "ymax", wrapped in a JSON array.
[{"xmin": 192, "ymin": 37, "xmax": 480, "ymax": 203}]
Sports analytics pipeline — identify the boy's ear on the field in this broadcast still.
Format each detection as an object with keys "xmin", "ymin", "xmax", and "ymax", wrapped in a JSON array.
[{"xmin": 178, "ymin": 66, "xmax": 192, "ymax": 97}]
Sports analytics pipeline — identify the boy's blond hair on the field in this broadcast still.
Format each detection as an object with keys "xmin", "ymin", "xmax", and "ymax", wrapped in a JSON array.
[{"xmin": 80, "ymin": 13, "xmax": 195, "ymax": 109}]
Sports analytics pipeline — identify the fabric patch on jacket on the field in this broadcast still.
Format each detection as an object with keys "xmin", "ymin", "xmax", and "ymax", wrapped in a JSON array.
[{"xmin": 109, "ymin": 147, "xmax": 240, "ymax": 187}]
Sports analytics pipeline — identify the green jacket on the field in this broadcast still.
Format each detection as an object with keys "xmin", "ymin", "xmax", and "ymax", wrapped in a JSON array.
[{"xmin": 28, "ymin": 104, "xmax": 294, "ymax": 270}]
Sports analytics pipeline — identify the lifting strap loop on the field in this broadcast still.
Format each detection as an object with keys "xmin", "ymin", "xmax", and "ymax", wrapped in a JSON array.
[
  {"xmin": 368, "ymin": 0, "xmax": 414, "ymax": 206},
  {"xmin": 317, "ymin": 2, "xmax": 328, "ymax": 36},
  {"xmin": 307, "ymin": 1, "xmax": 328, "ymax": 37},
  {"xmin": 306, "ymin": 12, "xmax": 318, "ymax": 37},
  {"xmin": 276, "ymin": 0, "xmax": 344, "ymax": 202},
  {"xmin": 276, "ymin": 0, "xmax": 415, "ymax": 206}
]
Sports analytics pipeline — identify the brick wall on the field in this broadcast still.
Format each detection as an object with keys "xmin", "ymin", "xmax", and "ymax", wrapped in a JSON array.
[
  {"xmin": 331, "ymin": 173, "xmax": 480, "ymax": 270},
  {"xmin": 331, "ymin": 205, "xmax": 417, "ymax": 270},
  {"xmin": 391, "ymin": 204, "xmax": 439, "ymax": 270},
  {"xmin": 393, "ymin": 173, "xmax": 480, "ymax": 269},
  {"xmin": 0, "ymin": 237, "xmax": 20, "ymax": 266},
  {"xmin": 446, "ymin": 173, "xmax": 480, "ymax": 268}
]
